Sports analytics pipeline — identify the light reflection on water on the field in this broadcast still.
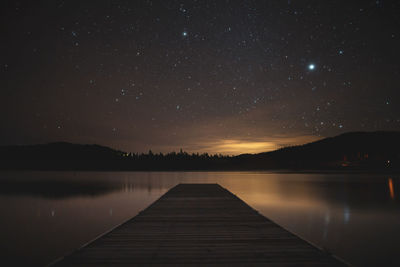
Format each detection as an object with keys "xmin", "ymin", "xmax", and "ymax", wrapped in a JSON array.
[
  {"xmin": 0, "ymin": 171, "xmax": 399, "ymax": 266},
  {"xmin": 388, "ymin": 178, "xmax": 395, "ymax": 200}
]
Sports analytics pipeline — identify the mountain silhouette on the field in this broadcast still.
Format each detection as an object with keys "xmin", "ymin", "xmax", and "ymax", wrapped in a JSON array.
[
  {"xmin": 235, "ymin": 131, "xmax": 400, "ymax": 170},
  {"xmin": 0, "ymin": 142, "xmax": 125, "ymax": 160},
  {"xmin": 0, "ymin": 132, "xmax": 399, "ymax": 170}
]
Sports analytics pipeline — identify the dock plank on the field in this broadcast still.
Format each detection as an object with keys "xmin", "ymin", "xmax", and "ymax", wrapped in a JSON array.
[{"xmin": 54, "ymin": 184, "xmax": 346, "ymax": 266}]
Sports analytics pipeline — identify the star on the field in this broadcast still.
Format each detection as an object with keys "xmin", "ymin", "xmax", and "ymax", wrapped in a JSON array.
[{"xmin": 1, "ymin": 1, "xmax": 399, "ymax": 157}]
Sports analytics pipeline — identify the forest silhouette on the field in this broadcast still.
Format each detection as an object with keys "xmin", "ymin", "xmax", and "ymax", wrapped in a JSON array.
[{"xmin": 0, "ymin": 131, "xmax": 399, "ymax": 171}]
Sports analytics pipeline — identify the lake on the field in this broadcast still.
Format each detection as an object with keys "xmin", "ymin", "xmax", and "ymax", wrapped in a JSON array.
[{"xmin": 0, "ymin": 171, "xmax": 399, "ymax": 266}]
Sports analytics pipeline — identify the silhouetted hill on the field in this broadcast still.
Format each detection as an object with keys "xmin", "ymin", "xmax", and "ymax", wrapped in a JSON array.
[
  {"xmin": 235, "ymin": 131, "xmax": 400, "ymax": 170},
  {"xmin": 0, "ymin": 132, "xmax": 399, "ymax": 171},
  {"xmin": 0, "ymin": 142, "xmax": 128, "ymax": 170},
  {"xmin": 0, "ymin": 142, "xmax": 125, "ymax": 160}
]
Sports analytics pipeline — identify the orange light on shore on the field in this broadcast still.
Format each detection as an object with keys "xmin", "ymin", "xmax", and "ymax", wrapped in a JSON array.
[{"xmin": 388, "ymin": 178, "xmax": 395, "ymax": 200}]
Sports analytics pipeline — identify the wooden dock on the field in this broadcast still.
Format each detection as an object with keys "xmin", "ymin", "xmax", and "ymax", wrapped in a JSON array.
[{"xmin": 53, "ymin": 184, "xmax": 346, "ymax": 266}]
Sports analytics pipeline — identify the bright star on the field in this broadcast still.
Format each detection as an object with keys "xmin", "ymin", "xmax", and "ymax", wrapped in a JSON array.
[
  {"xmin": 308, "ymin": 64, "xmax": 315, "ymax": 70},
  {"xmin": 182, "ymin": 31, "xmax": 188, "ymax": 37}
]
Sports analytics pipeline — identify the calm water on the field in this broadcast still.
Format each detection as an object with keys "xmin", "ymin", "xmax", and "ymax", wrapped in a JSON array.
[{"xmin": 0, "ymin": 171, "xmax": 399, "ymax": 266}]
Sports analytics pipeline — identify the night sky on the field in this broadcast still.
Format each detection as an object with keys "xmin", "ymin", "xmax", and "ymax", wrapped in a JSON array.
[{"xmin": 1, "ymin": 0, "xmax": 399, "ymax": 155}]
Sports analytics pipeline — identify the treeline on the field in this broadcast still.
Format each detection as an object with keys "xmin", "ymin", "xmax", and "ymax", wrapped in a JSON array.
[
  {"xmin": 0, "ymin": 149, "xmax": 235, "ymax": 171},
  {"xmin": 125, "ymin": 149, "xmax": 229, "ymax": 160},
  {"xmin": 1, "ymin": 131, "xmax": 400, "ymax": 171},
  {"xmin": 116, "ymin": 150, "xmax": 233, "ymax": 171},
  {"xmin": 0, "ymin": 143, "xmax": 235, "ymax": 170}
]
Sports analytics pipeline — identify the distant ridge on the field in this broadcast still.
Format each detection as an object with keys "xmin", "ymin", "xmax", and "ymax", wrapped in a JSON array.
[
  {"xmin": 0, "ymin": 142, "xmax": 125, "ymax": 161},
  {"xmin": 0, "ymin": 131, "xmax": 399, "ymax": 171},
  {"xmin": 235, "ymin": 131, "xmax": 400, "ymax": 169}
]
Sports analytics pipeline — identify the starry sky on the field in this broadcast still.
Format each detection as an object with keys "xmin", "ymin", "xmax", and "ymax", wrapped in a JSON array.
[{"xmin": 1, "ymin": 0, "xmax": 399, "ymax": 155}]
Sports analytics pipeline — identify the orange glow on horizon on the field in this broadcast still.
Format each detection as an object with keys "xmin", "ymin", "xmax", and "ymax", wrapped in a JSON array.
[
  {"xmin": 201, "ymin": 135, "xmax": 319, "ymax": 155},
  {"xmin": 158, "ymin": 135, "xmax": 320, "ymax": 155},
  {"xmin": 213, "ymin": 140, "xmax": 277, "ymax": 154},
  {"xmin": 388, "ymin": 178, "xmax": 395, "ymax": 200}
]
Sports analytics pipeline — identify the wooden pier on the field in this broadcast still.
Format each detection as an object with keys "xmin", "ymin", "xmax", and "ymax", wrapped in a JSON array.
[{"xmin": 54, "ymin": 184, "xmax": 346, "ymax": 266}]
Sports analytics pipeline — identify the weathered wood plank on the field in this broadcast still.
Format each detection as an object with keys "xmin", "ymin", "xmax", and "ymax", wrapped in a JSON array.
[{"xmin": 53, "ymin": 184, "xmax": 346, "ymax": 266}]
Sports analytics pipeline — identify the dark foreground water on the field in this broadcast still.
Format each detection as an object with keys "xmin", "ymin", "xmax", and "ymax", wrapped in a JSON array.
[{"xmin": 0, "ymin": 171, "xmax": 399, "ymax": 266}]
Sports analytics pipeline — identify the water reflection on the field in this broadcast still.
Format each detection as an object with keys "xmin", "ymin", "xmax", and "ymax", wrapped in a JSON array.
[
  {"xmin": 0, "ymin": 171, "xmax": 399, "ymax": 267},
  {"xmin": 1, "ymin": 172, "xmax": 398, "ymax": 207},
  {"xmin": 0, "ymin": 172, "xmax": 182, "ymax": 199},
  {"xmin": 343, "ymin": 205, "xmax": 351, "ymax": 224},
  {"xmin": 0, "ymin": 179, "xmax": 119, "ymax": 198},
  {"xmin": 388, "ymin": 178, "xmax": 395, "ymax": 200}
]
